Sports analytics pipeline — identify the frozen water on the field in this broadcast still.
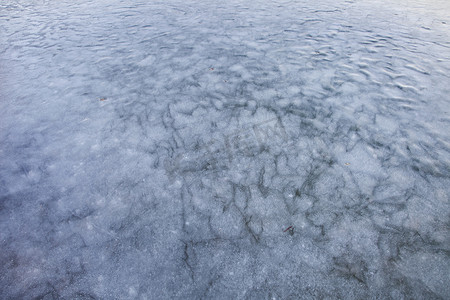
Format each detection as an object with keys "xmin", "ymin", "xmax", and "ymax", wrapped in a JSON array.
[{"xmin": 1, "ymin": 0, "xmax": 449, "ymax": 298}]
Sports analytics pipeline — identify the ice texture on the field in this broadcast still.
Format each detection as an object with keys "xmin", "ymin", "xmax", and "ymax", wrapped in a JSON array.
[{"xmin": 1, "ymin": 0, "xmax": 449, "ymax": 299}]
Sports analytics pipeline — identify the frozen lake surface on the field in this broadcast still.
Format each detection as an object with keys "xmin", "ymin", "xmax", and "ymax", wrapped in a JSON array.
[{"xmin": 1, "ymin": 0, "xmax": 449, "ymax": 298}]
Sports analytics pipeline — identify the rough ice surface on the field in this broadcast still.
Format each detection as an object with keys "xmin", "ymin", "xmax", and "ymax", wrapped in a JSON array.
[{"xmin": 1, "ymin": 0, "xmax": 449, "ymax": 298}]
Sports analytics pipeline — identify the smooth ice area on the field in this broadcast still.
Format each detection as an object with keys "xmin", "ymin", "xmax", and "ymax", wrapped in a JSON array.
[{"xmin": 1, "ymin": 0, "xmax": 449, "ymax": 298}]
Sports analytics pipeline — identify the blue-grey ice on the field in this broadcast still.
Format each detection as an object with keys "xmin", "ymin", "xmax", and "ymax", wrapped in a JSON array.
[{"xmin": 1, "ymin": 0, "xmax": 449, "ymax": 298}]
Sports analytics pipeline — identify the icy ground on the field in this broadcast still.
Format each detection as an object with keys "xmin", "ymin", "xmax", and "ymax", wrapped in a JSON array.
[{"xmin": 1, "ymin": 0, "xmax": 450, "ymax": 298}]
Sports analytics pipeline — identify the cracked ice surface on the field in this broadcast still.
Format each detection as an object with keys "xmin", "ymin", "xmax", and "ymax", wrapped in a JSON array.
[{"xmin": 1, "ymin": 0, "xmax": 450, "ymax": 298}]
